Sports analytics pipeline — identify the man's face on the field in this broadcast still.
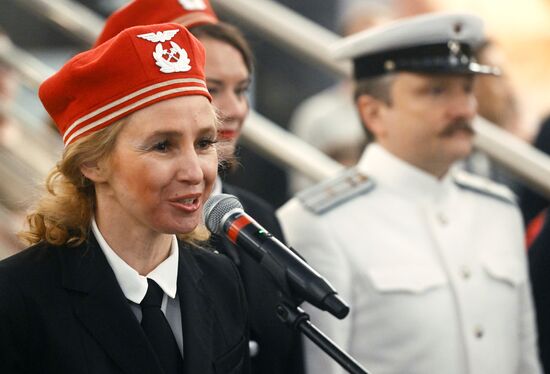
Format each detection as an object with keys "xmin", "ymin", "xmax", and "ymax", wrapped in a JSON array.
[{"xmin": 365, "ymin": 72, "xmax": 477, "ymax": 177}]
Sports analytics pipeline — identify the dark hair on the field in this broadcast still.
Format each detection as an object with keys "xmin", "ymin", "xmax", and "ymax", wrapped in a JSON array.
[
  {"xmin": 191, "ymin": 22, "xmax": 254, "ymax": 74},
  {"xmin": 353, "ymin": 74, "xmax": 395, "ymax": 142}
]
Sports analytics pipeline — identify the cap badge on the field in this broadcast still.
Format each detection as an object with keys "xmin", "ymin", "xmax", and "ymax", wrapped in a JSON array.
[
  {"xmin": 448, "ymin": 40, "xmax": 461, "ymax": 55},
  {"xmin": 137, "ymin": 29, "xmax": 192, "ymax": 73},
  {"xmin": 178, "ymin": 0, "xmax": 207, "ymax": 10}
]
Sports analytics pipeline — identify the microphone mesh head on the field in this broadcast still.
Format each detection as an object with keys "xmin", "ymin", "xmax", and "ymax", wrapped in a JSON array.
[{"xmin": 203, "ymin": 194, "xmax": 243, "ymax": 235}]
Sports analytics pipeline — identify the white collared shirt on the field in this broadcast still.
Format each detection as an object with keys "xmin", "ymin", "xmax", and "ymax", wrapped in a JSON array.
[
  {"xmin": 91, "ymin": 218, "xmax": 184, "ymax": 356},
  {"xmin": 278, "ymin": 143, "xmax": 541, "ymax": 374},
  {"xmin": 212, "ymin": 176, "xmax": 223, "ymax": 196}
]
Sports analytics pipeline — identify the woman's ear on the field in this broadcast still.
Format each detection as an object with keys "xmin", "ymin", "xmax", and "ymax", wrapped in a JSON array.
[
  {"xmin": 80, "ymin": 160, "xmax": 108, "ymax": 183},
  {"xmin": 356, "ymin": 94, "xmax": 388, "ymax": 139}
]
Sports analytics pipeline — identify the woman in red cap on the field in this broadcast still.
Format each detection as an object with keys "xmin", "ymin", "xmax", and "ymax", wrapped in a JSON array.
[{"xmin": 0, "ymin": 23, "xmax": 249, "ymax": 374}]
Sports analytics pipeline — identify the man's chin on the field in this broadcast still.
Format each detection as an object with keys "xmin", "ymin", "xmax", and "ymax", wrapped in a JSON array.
[
  {"xmin": 452, "ymin": 144, "xmax": 475, "ymax": 162},
  {"xmin": 443, "ymin": 134, "xmax": 474, "ymax": 158}
]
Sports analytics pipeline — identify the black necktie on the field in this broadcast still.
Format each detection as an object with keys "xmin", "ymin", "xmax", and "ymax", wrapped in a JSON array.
[{"xmin": 140, "ymin": 278, "xmax": 183, "ymax": 374}]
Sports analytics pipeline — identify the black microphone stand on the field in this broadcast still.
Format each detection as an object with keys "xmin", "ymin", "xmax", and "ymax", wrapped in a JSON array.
[{"xmin": 276, "ymin": 301, "xmax": 369, "ymax": 374}]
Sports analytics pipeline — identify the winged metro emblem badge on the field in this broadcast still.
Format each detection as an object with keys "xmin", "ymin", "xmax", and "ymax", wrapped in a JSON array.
[{"xmin": 137, "ymin": 29, "xmax": 191, "ymax": 74}]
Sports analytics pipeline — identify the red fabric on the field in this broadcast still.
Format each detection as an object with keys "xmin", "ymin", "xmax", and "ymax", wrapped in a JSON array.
[
  {"xmin": 526, "ymin": 210, "xmax": 547, "ymax": 249},
  {"xmin": 39, "ymin": 23, "xmax": 211, "ymax": 145},
  {"xmin": 95, "ymin": 0, "xmax": 218, "ymax": 46}
]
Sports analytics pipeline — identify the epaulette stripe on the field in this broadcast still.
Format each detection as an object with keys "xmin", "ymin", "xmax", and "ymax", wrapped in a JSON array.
[
  {"xmin": 453, "ymin": 171, "xmax": 516, "ymax": 205},
  {"xmin": 297, "ymin": 168, "xmax": 375, "ymax": 215}
]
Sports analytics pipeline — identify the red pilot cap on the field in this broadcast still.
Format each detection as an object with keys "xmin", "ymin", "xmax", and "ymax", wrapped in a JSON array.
[
  {"xmin": 39, "ymin": 23, "xmax": 211, "ymax": 146},
  {"xmin": 95, "ymin": 0, "xmax": 218, "ymax": 46}
]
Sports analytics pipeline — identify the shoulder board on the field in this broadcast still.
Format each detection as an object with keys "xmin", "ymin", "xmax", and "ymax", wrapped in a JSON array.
[
  {"xmin": 452, "ymin": 170, "xmax": 517, "ymax": 205},
  {"xmin": 297, "ymin": 167, "xmax": 375, "ymax": 215}
]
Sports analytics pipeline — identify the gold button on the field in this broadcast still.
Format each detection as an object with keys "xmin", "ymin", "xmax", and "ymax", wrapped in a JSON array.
[
  {"xmin": 474, "ymin": 326, "xmax": 484, "ymax": 339},
  {"xmin": 384, "ymin": 60, "xmax": 396, "ymax": 71}
]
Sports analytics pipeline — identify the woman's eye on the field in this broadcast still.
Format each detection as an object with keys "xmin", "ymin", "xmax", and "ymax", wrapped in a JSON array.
[
  {"xmin": 197, "ymin": 138, "xmax": 217, "ymax": 150},
  {"xmin": 235, "ymin": 85, "xmax": 250, "ymax": 97},
  {"xmin": 152, "ymin": 140, "xmax": 170, "ymax": 152}
]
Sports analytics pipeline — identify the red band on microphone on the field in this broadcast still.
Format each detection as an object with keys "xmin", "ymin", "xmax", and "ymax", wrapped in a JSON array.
[{"xmin": 227, "ymin": 215, "xmax": 251, "ymax": 244}]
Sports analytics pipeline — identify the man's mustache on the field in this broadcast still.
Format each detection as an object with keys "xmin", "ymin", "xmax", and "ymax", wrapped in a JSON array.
[{"xmin": 439, "ymin": 120, "xmax": 474, "ymax": 137}]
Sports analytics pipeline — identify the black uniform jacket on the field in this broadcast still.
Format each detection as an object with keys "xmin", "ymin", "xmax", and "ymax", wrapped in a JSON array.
[
  {"xmin": 529, "ymin": 215, "xmax": 550, "ymax": 373},
  {"xmin": 210, "ymin": 184, "xmax": 304, "ymax": 374},
  {"xmin": 0, "ymin": 235, "xmax": 249, "ymax": 374}
]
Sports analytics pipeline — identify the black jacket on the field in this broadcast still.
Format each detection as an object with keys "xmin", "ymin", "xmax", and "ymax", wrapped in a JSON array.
[
  {"xmin": 529, "ymin": 215, "xmax": 550, "ymax": 373},
  {"xmin": 211, "ymin": 184, "xmax": 305, "ymax": 374},
  {"xmin": 0, "ymin": 235, "xmax": 249, "ymax": 374}
]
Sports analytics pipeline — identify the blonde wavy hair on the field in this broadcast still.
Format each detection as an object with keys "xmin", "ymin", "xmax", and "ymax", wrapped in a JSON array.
[{"xmin": 19, "ymin": 120, "xmax": 210, "ymax": 247}]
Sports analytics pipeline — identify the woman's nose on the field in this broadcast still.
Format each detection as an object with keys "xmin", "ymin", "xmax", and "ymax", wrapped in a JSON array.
[{"xmin": 176, "ymin": 149, "xmax": 204, "ymax": 185}]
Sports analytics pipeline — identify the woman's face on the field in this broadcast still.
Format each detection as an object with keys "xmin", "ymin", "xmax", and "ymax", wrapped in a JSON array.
[
  {"xmin": 201, "ymin": 37, "xmax": 250, "ymax": 156},
  {"xmin": 93, "ymin": 95, "xmax": 218, "ymax": 237}
]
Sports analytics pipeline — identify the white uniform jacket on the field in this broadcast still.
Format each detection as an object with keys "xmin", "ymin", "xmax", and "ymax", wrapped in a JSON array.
[{"xmin": 277, "ymin": 144, "xmax": 541, "ymax": 374}]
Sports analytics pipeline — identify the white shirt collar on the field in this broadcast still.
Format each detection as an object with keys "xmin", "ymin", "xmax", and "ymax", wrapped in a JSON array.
[
  {"xmin": 357, "ymin": 143, "xmax": 456, "ymax": 204},
  {"xmin": 212, "ymin": 176, "xmax": 223, "ymax": 196},
  {"xmin": 91, "ymin": 218, "xmax": 179, "ymax": 304}
]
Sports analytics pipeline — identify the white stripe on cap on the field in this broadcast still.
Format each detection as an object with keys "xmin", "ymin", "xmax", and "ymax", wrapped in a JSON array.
[
  {"xmin": 62, "ymin": 78, "xmax": 206, "ymax": 143},
  {"xmin": 64, "ymin": 85, "xmax": 209, "ymax": 146}
]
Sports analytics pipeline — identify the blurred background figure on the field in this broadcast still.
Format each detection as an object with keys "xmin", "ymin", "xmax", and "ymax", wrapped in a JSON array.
[
  {"xmin": 0, "ymin": 28, "xmax": 35, "ymax": 258},
  {"xmin": 0, "ymin": 31, "xmax": 18, "ymax": 116},
  {"xmin": 474, "ymin": 40, "xmax": 521, "ymax": 136}
]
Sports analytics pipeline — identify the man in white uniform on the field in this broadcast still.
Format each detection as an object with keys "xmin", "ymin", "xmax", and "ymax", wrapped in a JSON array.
[{"xmin": 277, "ymin": 12, "xmax": 541, "ymax": 374}]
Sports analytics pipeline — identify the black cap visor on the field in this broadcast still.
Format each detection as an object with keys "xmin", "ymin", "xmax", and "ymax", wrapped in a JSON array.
[{"xmin": 353, "ymin": 42, "xmax": 500, "ymax": 79}]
